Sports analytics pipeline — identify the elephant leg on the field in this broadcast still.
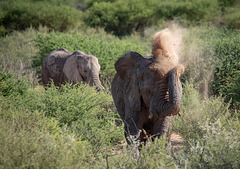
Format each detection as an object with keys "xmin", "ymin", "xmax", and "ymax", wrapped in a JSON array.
[
  {"xmin": 124, "ymin": 114, "xmax": 140, "ymax": 146},
  {"xmin": 152, "ymin": 116, "xmax": 172, "ymax": 139},
  {"xmin": 124, "ymin": 114, "xmax": 141, "ymax": 158}
]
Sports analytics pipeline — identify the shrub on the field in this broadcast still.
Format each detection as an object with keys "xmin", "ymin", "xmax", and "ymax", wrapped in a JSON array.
[
  {"xmin": 0, "ymin": 27, "xmax": 47, "ymax": 82},
  {"xmin": 109, "ymin": 138, "xmax": 175, "ymax": 168},
  {"xmin": 217, "ymin": 0, "xmax": 237, "ymax": 7},
  {"xmin": 0, "ymin": 0, "xmax": 83, "ymax": 36},
  {"xmin": 181, "ymin": 26, "xmax": 240, "ymax": 107},
  {"xmin": 84, "ymin": 0, "xmax": 157, "ymax": 36},
  {"xmin": 1, "ymin": 81, "xmax": 124, "ymax": 149},
  {"xmin": 224, "ymin": 8, "xmax": 240, "ymax": 29},
  {"xmin": 0, "ymin": 71, "xmax": 30, "ymax": 97},
  {"xmin": 84, "ymin": 0, "xmax": 220, "ymax": 35},
  {"xmin": 211, "ymin": 29, "xmax": 240, "ymax": 106},
  {"xmin": 172, "ymin": 81, "xmax": 240, "ymax": 168},
  {"xmin": 155, "ymin": 0, "xmax": 220, "ymax": 25},
  {"xmin": 43, "ymin": 83, "xmax": 124, "ymax": 148},
  {"xmin": 0, "ymin": 114, "xmax": 94, "ymax": 169}
]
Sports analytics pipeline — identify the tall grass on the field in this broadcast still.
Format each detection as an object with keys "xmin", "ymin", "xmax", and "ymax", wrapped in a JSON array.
[
  {"xmin": 0, "ymin": 26, "xmax": 48, "ymax": 84},
  {"xmin": 172, "ymin": 82, "xmax": 240, "ymax": 168}
]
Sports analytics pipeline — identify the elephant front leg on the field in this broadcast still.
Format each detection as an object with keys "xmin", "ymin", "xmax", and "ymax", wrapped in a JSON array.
[
  {"xmin": 124, "ymin": 116, "xmax": 141, "ymax": 145},
  {"xmin": 152, "ymin": 116, "xmax": 172, "ymax": 139},
  {"xmin": 124, "ymin": 114, "xmax": 141, "ymax": 158}
]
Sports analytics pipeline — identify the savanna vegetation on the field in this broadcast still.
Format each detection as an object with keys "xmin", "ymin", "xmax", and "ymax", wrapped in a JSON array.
[{"xmin": 0, "ymin": 0, "xmax": 239, "ymax": 168}]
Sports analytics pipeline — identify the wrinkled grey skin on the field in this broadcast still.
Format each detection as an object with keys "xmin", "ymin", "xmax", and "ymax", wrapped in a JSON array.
[
  {"xmin": 41, "ymin": 48, "xmax": 104, "ymax": 90},
  {"xmin": 111, "ymin": 51, "xmax": 184, "ymax": 147}
]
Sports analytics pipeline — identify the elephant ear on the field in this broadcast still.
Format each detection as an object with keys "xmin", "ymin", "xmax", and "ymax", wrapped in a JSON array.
[
  {"xmin": 115, "ymin": 51, "xmax": 145, "ymax": 112},
  {"xmin": 63, "ymin": 54, "xmax": 83, "ymax": 83},
  {"xmin": 115, "ymin": 51, "xmax": 145, "ymax": 80}
]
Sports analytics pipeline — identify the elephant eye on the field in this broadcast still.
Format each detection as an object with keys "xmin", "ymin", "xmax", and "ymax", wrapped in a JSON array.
[{"xmin": 84, "ymin": 70, "xmax": 87, "ymax": 72}]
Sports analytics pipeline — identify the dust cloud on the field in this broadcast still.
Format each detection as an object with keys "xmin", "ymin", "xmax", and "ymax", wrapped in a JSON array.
[
  {"xmin": 152, "ymin": 24, "xmax": 186, "ymax": 67},
  {"xmin": 155, "ymin": 23, "xmax": 217, "ymax": 98}
]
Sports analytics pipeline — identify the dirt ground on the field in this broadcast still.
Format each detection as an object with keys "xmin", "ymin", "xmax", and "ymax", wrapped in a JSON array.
[{"xmin": 169, "ymin": 133, "xmax": 184, "ymax": 152}]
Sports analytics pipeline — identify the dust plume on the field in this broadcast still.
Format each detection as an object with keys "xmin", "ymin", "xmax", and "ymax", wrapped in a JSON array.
[
  {"xmin": 152, "ymin": 24, "xmax": 186, "ymax": 67},
  {"xmin": 152, "ymin": 23, "xmax": 217, "ymax": 98}
]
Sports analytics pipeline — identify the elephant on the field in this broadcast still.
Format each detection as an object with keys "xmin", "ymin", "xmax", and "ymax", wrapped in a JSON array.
[
  {"xmin": 41, "ymin": 48, "xmax": 104, "ymax": 91},
  {"xmin": 111, "ymin": 29, "xmax": 185, "ymax": 147}
]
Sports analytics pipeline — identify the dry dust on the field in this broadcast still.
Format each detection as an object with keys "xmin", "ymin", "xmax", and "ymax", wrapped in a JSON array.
[{"xmin": 152, "ymin": 24, "xmax": 186, "ymax": 64}]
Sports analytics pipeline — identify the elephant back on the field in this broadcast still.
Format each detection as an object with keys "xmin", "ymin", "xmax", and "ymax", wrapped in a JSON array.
[{"xmin": 42, "ymin": 48, "xmax": 72, "ymax": 86}]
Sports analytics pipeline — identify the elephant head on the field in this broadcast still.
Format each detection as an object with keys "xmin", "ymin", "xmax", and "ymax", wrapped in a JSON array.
[
  {"xmin": 63, "ymin": 51, "xmax": 104, "ymax": 91},
  {"xmin": 114, "ymin": 51, "xmax": 184, "ymax": 118}
]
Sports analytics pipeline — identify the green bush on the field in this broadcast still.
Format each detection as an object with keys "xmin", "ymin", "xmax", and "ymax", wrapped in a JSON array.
[
  {"xmin": 84, "ymin": 0, "xmax": 157, "ymax": 36},
  {"xmin": 0, "ymin": 71, "xmax": 30, "ymax": 97},
  {"xmin": 1, "ymin": 81, "xmax": 124, "ymax": 148},
  {"xmin": 172, "ymin": 81, "xmax": 240, "ymax": 168},
  {"xmin": 155, "ymin": 0, "xmax": 220, "ymax": 25},
  {"xmin": 33, "ymin": 31, "xmax": 148, "ymax": 78},
  {"xmin": 211, "ymin": 29, "xmax": 240, "ymax": 106},
  {"xmin": 217, "ymin": 0, "xmax": 237, "ymax": 7},
  {"xmin": 0, "ymin": 0, "xmax": 83, "ymax": 36},
  {"xmin": 109, "ymin": 138, "xmax": 175, "ymax": 168},
  {"xmin": 84, "ymin": 0, "xmax": 221, "ymax": 35},
  {"xmin": 181, "ymin": 26, "xmax": 240, "ymax": 107},
  {"xmin": 224, "ymin": 8, "xmax": 240, "ymax": 29},
  {"xmin": 0, "ymin": 114, "xmax": 94, "ymax": 169},
  {"xmin": 0, "ymin": 27, "xmax": 47, "ymax": 82},
  {"xmin": 43, "ymin": 83, "xmax": 124, "ymax": 148}
]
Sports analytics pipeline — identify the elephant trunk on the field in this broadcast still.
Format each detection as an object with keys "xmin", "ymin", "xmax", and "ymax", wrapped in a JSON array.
[
  {"xmin": 149, "ymin": 65, "xmax": 184, "ymax": 118},
  {"xmin": 89, "ymin": 72, "xmax": 105, "ymax": 91}
]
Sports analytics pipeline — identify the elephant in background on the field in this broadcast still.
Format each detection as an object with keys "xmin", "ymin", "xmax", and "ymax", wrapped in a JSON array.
[
  {"xmin": 111, "ymin": 29, "xmax": 185, "ymax": 147},
  {"xmin": 41, "ymin": 48, "xmax": 104, "ymax": 91}
]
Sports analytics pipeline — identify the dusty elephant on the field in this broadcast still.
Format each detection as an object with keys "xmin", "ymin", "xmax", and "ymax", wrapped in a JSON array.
[
  {"xmin": 41, "ymin": 48, "xmax": 104, "ymax": 90},
  {"xmin": 111, "ymin": 29, "xmax": 185, "ymax": 147}
]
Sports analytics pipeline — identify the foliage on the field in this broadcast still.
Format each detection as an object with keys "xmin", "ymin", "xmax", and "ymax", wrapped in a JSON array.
[
  {"xmin": 211, "ymin": 29, "xmax": 240, "ymax": 106},
  {"xmin": 172, "ymin": 81, "xmax": 240, "ymax": 168},
  {"xmin": 181, "ymin": 26, "xmax": 240, "ymax": 107},
  {"xmin": 84, "ymin": 0, "xmax": 157, "ymax": 36},
  {"xmin": 0, "ymin": 0, "xmax": 83, "ymax": 36},
  {"xmin": 109, "ymin": 138, "xmax": 175, "ymax": 168},
  {"xmin": 33, "ymin": 31, "xmax": 149, "ymax": 78},
  {"xmin": 0, "ymin": 27, "xmax": 47, "ymax": 82},
  {"xmin": 1, "ymin": 77, "xmax": 239, "ymax": 168},
  {"xmin": 155, "ymin": 0, "xmax": 220, "ymax": 25},
  {"xmin": 223, "ymin": 5, "xmax": 240, "ymax": 29},
  {"xmin": 84, "ymin": 0, "xmax": 222, "ymax": 35},
  {"xmin": 217, "ymin": 0, "xmax": 238, "ymax": 7},
  {"xmin": 0, "ymin": 71, "xmax": 30, "ymax": 97},
  {"xmin": 0, "ymin": 114, "xmax": 94, "ymax": 169},
  {"xmin": 1, "ymin": 81, "xmax": 124, "ymax": 148},
  {"xmin": 0, "ymin": 0, "xmax": 240, "ymax": 37},
  {"xmin": 229, "ymin": 75, "xmax": 240, "ymax": 108}
]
